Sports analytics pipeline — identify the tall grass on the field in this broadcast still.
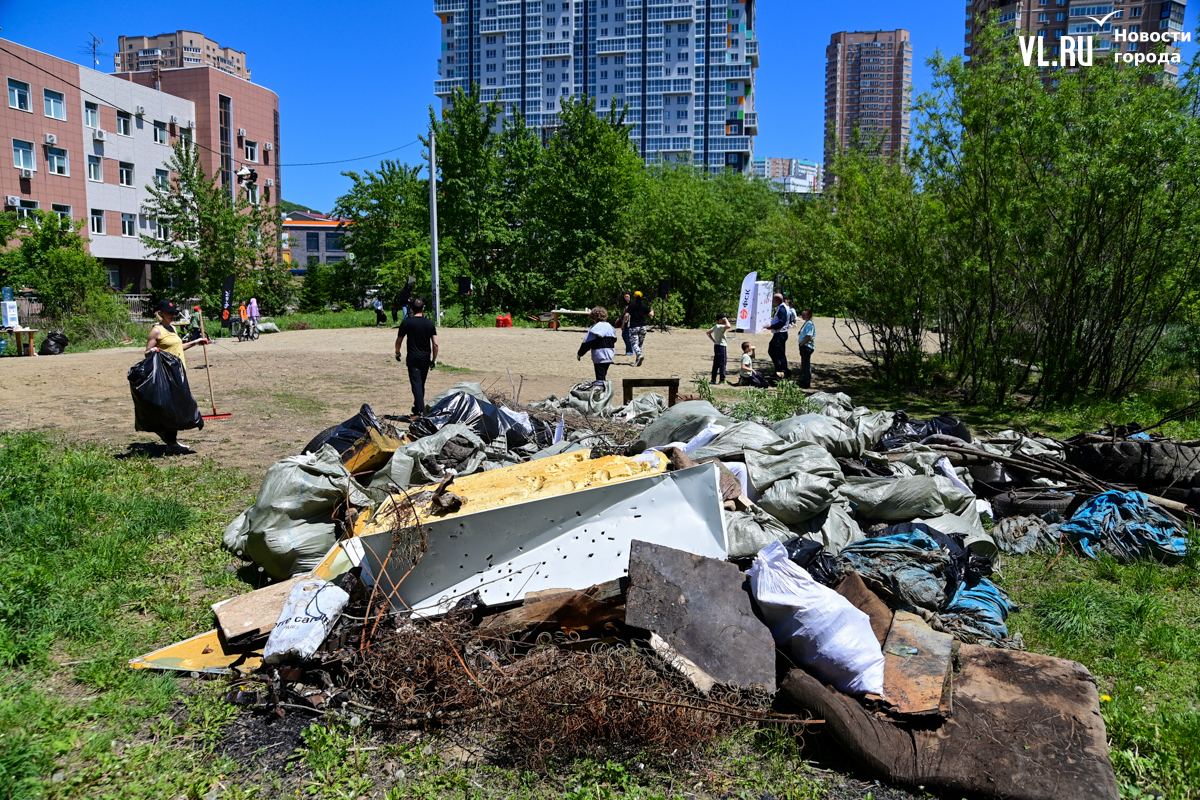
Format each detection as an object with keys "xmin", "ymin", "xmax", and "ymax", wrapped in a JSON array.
[
  {"xmin": 0, "ymin": 433, "xmax": 251, "ymax": 799},
  {"xmin": 1005, "ymin": 533, "xmax": 1200, "ymax": 798}
]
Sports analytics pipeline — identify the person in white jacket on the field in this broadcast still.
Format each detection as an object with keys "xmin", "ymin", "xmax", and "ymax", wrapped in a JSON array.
[{"xmin": 577, "ymin": 306, "xmax": 617, "ymax": 384}]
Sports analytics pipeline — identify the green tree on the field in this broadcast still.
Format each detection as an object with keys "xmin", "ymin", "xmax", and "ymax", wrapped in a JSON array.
[
  {"xmin": 333, "ymin": 159, "xmax": 430, "ymax": 309},
  {"xmin": 617, "ymin": 165, "xmax": 781, "ymax": 325},
  {"xmin": 427, "ymin": 86, "xmax": 537, "ymax": 311},
  {"xmin": 1, "ymin": 210, "xmax": 108, "ymax": 317},
  {"xmin": 915, "ymin": 18, "xmax": 1200, "ymax": 404},
  {"xmin": 524, "ymin": 96, "xmax": 644, "ymax": 302},
  {"xmin": 139, "ymin": 139, "xmax": 265, "ymax": 310}
]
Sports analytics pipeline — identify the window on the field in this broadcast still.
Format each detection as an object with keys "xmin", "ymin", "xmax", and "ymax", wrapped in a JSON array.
[
  {"xmin": 119, "ymin": 162, "xmax": 133, "ymax": 186},
  {"xmin": 85, "ymin": 102, "xmax": 98, "ymax": 128},
  {"xmin": 1055, "ymin": 11, "xmax": 1065, "ymax": 20},
  {"xmin": 155, "ymin": 168, "xmax": 169, "ymax": 188},
  {"xmin": 12, "ymin": 139, "xmax": 35, "ymax": 170},
  {"xmin": 306, "ymin": 255, "xmax": 319, "ymax": 267},
  {"xmin": 88, "ymin": 155, "xmax": 102, "ymax": 182},
  {"xmin": 44, "ymin": 89, "xmax": 66, "ymax": 120},
  {"xmin": 1131, "ymin": 6, "xmax": 1141, "ymax": 16},
  {"xmin": 90, "ymin": 208, "xmax": 105, "ymax": 234},
  {"xmin": 486, "ymin": 49, "xmax": 496, "ymax": 58},
  {"xmin": 153, "ymin": 120, "xmax": 168, "ymax": 144},
  {"xmin": 486, "ymin": 63, "xmax": 496, "ymax": 72},
  {"xmin": 47, "ymin": 147, "xmax": 68, "ymax": 175},
  {"xmin": 486, "ymin": 77, "xmax": 497, "ymax": 85},
  {"xmin": 116, "ymin": 111, "xmax": 131, "ymax": 136},
  {"xmin": 326, "ymin": 256, "xmax": 344, "ymax": 264},
  {"xmin": 244, "ymin": 140, "xmax": 258, "ymax": 161},
  {"xmin": 306, "ymin": 231, "xmax": 320, "ymax": 251},
  {"xmin": 107, "ymin": 268, "xmax": 120, "ymax": 288},
  {"xmin": 600, "ymin": 70, "xmax": 608, "ymax": 79},
  {"xmin": 326, "ymin": 232, "xmax": 344, "ymax": 251},
  {"xmin": 51, "ymin": 203, "xmax": 71, "ymax": 223},
  {"xmin": 121, "ymin": 213, "xmax": 136, "ymax": 237},
  {"xmin": 8, "ymin": 78, "xmax": 30, "ymax": 111}
]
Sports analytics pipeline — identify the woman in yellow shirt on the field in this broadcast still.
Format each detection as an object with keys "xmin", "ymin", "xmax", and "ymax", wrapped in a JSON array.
[{"xmin": 144, "ymin": 300, "xmax": 209, "ymax": 453}]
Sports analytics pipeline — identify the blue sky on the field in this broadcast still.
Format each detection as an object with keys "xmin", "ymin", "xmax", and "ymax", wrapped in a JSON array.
[{"xmin": 8, "ymin": 1, "xmax": 1197, "ymax": 211}]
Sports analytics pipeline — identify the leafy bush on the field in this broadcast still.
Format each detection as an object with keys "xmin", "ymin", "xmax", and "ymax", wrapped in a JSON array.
[{"xmin": 725, "ymin": 381, "xmax": 818, "ymax": 423}]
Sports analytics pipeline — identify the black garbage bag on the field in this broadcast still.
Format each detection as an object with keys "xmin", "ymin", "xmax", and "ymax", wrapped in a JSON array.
[
  {"xmin": 127, "ymin": 351, "xmax": 204, "ymax": 433},
  {"xmin": 409, "ymin": 392, "xmax": 541, "ymax": 449},
  {"xmin": 782, "ymin": 536, "xmax": 841, "ymax": 586},
  {"xmin": 38, "ymin": 331, "xmax": 69, "ymax": 356},
  {"xmin": 880, "ymin": 411, "xmax": 971, "ymax": 451},
  {"xmin": 303, "ymin": 404, "xmax": 381, "ymax": 455}
]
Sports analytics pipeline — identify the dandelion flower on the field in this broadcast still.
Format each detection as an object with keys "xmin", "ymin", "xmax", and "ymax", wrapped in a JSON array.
[{"xmin": 1101, "ymin": 695, "xmax": 1112, "ymax": 702}]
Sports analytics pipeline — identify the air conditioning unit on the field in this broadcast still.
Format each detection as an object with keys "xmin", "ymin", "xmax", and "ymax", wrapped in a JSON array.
[
  {"xmin": 93, "ymin": 129, "xmax": 108, "ymax": 141},
  {"xmin": 237, "ymin": 128, "xmax": 247, "ymax": 138},
  {"xmin": 4, "ymin": 196, "xmax": 18, "ymax": 207},
  {"xmin": 187, "ymin": 119, "xmax": 196, "ymax": 128},
  {"xmin": 19, "ymin": 169, "xmax": 32, "ymax": 179},
  {"xmin": 170, "ymin": 114, "xmax": 179, "ymax": 124},
  {"xmin": 265, "ymin": 178, "xmax": 274, "ymax": 187},
  {"xmin": 135, "ymin": 105, "xmax": 146, "ymax": 115},
  {"xmin": 44, "ymin": 133, "xmax": 57, "ymax": 145},
  {"xmin": 263, "ymin": 142, "xmax": 273, "ymax": 151}
]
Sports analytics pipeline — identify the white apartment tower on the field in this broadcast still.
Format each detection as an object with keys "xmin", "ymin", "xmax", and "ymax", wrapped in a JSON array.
[{"xmin": 434, "ymin": 0, "xmax": 759, "ymax": 172}]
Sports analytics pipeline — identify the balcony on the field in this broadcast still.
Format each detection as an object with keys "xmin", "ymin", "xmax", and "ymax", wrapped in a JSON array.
[
  {"xmin": 138, "ymin": 49, "xmax": 162, "ymax": 57},
  {"xmin": 433, "ymin": 0, "xmax": 468, "ymax": 11},
  {"xmin": 745, "ymin": 39, "xmax": 759, "ymax": 67},
  {"xmin": 744, "ymin": 111, "xmax": 758, "ymax": 133}
]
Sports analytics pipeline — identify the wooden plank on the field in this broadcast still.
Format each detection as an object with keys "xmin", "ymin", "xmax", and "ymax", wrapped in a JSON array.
[
  {"xmin": 211, "ymin": 576, "xmax": 305, "ymax": 645},
  {"xmin": 881, "ymin": 610, "xmax": 954, "ymax": 717},
  {"xmin": 128, "ymin": 629, "xmax": 262, "ymax": 675}
]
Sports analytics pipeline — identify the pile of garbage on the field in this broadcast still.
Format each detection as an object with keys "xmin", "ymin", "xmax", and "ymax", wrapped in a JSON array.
[{"xmin": 132, "ymin": 382, "xmax": 1200, "ymax": 800}]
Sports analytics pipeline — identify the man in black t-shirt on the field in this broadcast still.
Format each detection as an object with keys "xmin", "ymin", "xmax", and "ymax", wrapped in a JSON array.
[
  {"xmin": 395, "ymin": 297, "xmax": 439, "ymax": 415},
  {"xmin": 621, "ymin": 291, "xmax": 655, "ymax": 367}
]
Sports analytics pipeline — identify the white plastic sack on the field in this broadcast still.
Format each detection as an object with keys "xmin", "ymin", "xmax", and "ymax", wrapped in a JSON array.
[
  {"xmin": 748, "ymin": 541, "xmax": 885, "ymax": 696},
  {"xmin": 262, "ymin": 579, "xmax": 350, "ymax": 665}
]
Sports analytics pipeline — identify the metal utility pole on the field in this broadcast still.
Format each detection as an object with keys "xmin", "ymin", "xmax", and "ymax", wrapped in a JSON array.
[{"xmin": 429, "ymin": 127, "xmax": 441, "ymax": 323}]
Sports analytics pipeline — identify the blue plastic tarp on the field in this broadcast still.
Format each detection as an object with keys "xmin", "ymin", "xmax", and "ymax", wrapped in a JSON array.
[
  {"xmin": 1060, "ymin": 491, "xmax": 1188, "ymax": 564},
  {"xmin": 943, "ymin": 578, "xmax": 1013, "ymax": 641}
]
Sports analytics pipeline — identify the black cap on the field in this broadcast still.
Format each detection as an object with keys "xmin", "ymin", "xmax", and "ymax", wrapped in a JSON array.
[{"xmin": 155, "ymin": 300, "xmax": 178, "ymax": 315}]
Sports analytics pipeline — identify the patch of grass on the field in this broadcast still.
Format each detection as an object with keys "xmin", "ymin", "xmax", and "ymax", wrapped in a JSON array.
[
  {"xmin": 270, "ymin": 310, "xmax": 379, "ymax": 332},
  {"xmin": 431, "ymin": 363, "xmax": 473, "ymax": 375},
  {"xmin": 725, "ymin": 380, "xmax": 820, "ymax": 423},
  {"xmin": 270, "ymin": 392, "xmax": 327, "ymax": 415},
  {"xmin": 1002, "ymin": 540, "xmax": 1200, "ymax": 799},
  {"xmin": 0, "ymin": 432, "xmax": 253, "ymax": 799}
]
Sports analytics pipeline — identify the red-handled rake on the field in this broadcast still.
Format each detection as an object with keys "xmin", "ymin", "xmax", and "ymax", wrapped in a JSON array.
[{"xmin": 194, "ymin": 307, "xmax": 232, "ymax": 421}]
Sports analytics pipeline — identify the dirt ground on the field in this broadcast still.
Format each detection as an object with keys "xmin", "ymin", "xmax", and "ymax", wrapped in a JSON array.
[{"xmin": 0, "ymin": 317, "xmax": 864, "ymax": 475}]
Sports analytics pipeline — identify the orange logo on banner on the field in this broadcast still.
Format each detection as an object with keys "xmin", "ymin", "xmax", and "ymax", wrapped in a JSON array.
[{"xmin": 740, "ymin": 309, "xmax": 748, "ymax": 320}]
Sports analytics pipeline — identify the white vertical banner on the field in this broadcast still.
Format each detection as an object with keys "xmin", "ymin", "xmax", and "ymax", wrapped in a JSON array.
[
  {"xmin": 750, "ymin": 281, "xmax": 774, "ymax": 334},
  {"xmin": 736, "ymin": 271, "xmax": 757, "ymax": 331}
]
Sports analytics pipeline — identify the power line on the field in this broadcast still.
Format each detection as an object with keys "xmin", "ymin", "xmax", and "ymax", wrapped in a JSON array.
[{"xmin": 0, "ymin": 44, "xmax": 420, "ymax": 170}]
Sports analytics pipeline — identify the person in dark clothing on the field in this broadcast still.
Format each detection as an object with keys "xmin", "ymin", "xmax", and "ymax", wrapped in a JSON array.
[
  {"xmin": 622, "ymin": 291, "xmax": 654, "ymax": 367},
  {"xmin": 766, "ymin": 293, "xmax": 790, "ymax": 378},
  {"xmin": 395, "ymin": 297, "xmax": 439, "ymax": 415},
  {"xmin": 618, "ymin": 291, "xmax": 633, "ymax": 356},
  {"xmin": 394, "ymin": 277, "xmax": 416, "ymax": 324},
  {"xmin": 706, "ymin": 313, "xmax": 732, "ymax": 384}
]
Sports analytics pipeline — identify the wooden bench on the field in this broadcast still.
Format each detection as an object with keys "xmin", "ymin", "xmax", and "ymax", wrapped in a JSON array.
[
  {"xmin": 623, "ymin": 376, "xmax": 682, "ymax": 407},
  {"xmin": 551, "ymin": 309, "xmax": 592, "ymax": 331}
]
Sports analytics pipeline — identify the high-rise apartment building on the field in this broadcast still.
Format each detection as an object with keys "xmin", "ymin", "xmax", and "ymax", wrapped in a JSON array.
[
  {"xmin": 115, "ymin": 31, "xmax": 250, "ymax": 81},
  {"xmin": 823, "ymin": 30, "xmax": 912, "ymax": 178},
  {"xmin": 965, "ymin": 1, "xmax": 1188, "ymax": 79},
  {"xmin": 434, "ymin": 0, "xmax": 760, "ymax": 173}
]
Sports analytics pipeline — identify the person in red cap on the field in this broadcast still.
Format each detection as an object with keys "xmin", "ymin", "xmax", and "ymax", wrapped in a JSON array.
[{"xmin": 143, "ymin": 300, "xmax": 209, "ymax": 453}]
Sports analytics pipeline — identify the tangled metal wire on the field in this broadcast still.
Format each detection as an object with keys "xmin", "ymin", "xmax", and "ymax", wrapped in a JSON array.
[{"xmin": 339, "ymin": 609, "xmax": 798, "ymax": 768}]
